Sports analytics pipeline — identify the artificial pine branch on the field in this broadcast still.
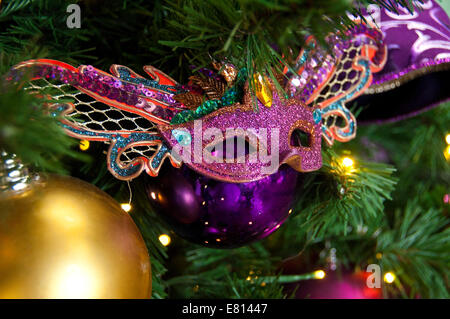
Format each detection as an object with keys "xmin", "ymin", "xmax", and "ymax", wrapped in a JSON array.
[
  {"xmin": 157, "ymin": 0, "xmax": 422, "ymax": 85},
  {"xmin": 0, "ymin": 0, "xmax": 34, "ymax": 20},
  {"xmin": 0, "ymin": 80, "xmax": 87, "ymax": 173},
  {"xmin": 0, "ymin": 0, "xmax": 448, "ymax": 300},
  {"xmin": 286, "ymin": 148, "xmax": 397, "ymax": 240},
  {"xmin": 377, "ymin": 201, "xmax": 450, "ymax": 298},
  {"xmin": 164, "ymin": 243, "xmax": 284, "ymax": 298},
  {"xmin": 354, "ymin": 103, "xmax": 450, "ymax": 203}
]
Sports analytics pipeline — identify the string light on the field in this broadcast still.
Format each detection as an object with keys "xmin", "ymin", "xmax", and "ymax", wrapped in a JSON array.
[
  {"xmin": 314, "ymin": 270, "xmax": 326, "ymax": 279},
  {"xmin": 342, "ymin": 157, "xmax": 354, "ymax": 168},
  {"xmin": 339, "ymin": 155, "xmax": 356, "ymax": 174},
  {"xmin": 120, "ymin": 182, "xmax": 133, "ymax": 213},
  {"xmin": 159, "ymin": 234, "xmax": 171, "ymax": 246},
  {"xmin": 445, "ymin": 133, "xmax": 450, "ymax": 145},
  {"xmin": 79, "ymin": 140, "xmax": 90, "ymax": 151},
  {"xmin": 444, "ymin": 145, "xmax": 450, "ymax": 161},
  {"xmin": 384, "ymin": 272, "xmax": 396, "ymax": 284},
  {"xmin": 120, "ymin": 203, "xmax": 132, "ymax": 212}
]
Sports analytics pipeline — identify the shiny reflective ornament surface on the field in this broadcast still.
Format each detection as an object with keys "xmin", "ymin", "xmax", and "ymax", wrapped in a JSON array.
[
  {"xmin": 144, "ymin": 164, "xmax": 301, "ymax": 248},
  {"xmin": 291, "ymin": 270, "xmax": 382, "ymax": 299},
  {"xmin": 0, "ymin": 174, "xmax": 151, "ymax": 299}
]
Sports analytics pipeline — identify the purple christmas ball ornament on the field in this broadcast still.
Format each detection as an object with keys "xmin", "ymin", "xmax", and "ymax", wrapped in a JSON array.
[{"xmin": 144, "ymin": 164, "xmax": 302, "ymax": 248}]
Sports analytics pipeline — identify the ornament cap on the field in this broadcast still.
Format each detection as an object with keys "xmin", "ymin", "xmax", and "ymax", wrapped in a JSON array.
[{"xmin": 0, "ymin": 150, "xmax": 34, "ymax": 196}]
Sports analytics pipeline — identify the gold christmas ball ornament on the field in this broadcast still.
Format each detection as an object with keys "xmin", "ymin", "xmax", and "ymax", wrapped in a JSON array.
[{"xmin": 0, "ymin": 171, "xmax": 151, "ymax": 299}]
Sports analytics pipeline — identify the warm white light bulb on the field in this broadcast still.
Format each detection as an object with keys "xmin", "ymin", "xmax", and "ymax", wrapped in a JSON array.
[
  {"xmin": 314, "ymin": 270, "xmax": 326, "ymax": 279},
  {"xmin": 159, "ymin": 234, "xmax": 171, "ymax": 246},
  {"xmin": 384, "ymin": 272, "xmax": 395, "ymax": 284},
  {"xmin": 121, "ymin": 203, "xmax": 132, "ymax": 212},
  {"xmin": 445, "ymin": 134, "xmax": 450, "ymax": 145},
  {"xmin": 342, "ymin": 157, "xmax": 354, "ymax": 168}
]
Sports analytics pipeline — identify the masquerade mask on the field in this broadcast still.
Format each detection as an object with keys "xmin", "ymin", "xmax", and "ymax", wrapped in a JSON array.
[{"xmin": 8, "ymin": 23, "xmax": 386, "ymax": 183}]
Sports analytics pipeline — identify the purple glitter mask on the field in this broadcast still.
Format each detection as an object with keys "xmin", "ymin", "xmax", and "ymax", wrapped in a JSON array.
[
  {"xmin": 158, "ymin": 84, "xmax": 322, "ymax": 183},
  {"xmin": 285, "ymin": 26, "xmax": 386, "ymax": 145},
  {"xmin": 7, "ymin": 23, "xmax": 387, "ymax": 182},
  {"xmin": 157, "ymin": 25, "xmax": 387, "ymax": 182}
]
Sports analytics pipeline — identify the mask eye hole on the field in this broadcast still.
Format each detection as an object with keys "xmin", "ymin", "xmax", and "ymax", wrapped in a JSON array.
[{"xmin": 291, "ymin": 129, "xmax": 311, "ymax": 148}]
